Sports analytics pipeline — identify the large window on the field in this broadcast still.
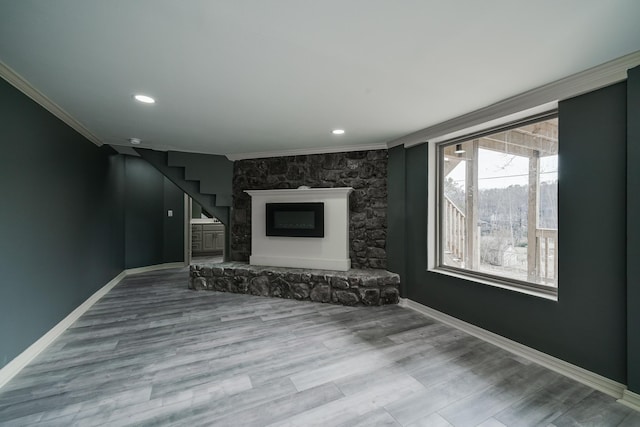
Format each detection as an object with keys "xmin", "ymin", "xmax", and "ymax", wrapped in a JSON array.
[{"xmin": 437, "ymin": 114, "xmax": 558, "ymax": 295}]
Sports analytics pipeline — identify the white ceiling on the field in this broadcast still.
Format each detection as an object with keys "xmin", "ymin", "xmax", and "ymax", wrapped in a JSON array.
[{"xmin": 1, "ymin": 1, "xmax": 639, "ymax": 158}]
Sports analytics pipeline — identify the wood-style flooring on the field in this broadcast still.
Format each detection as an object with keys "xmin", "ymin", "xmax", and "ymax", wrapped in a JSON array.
[{"xmin": 0, "ymin": 267, "xmax": 638, "ymax": 426}]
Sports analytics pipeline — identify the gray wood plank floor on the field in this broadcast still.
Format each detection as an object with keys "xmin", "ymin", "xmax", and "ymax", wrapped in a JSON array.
[{"xmin": 0, "ymin": 267, "xmax": 638, "ymax": 426}]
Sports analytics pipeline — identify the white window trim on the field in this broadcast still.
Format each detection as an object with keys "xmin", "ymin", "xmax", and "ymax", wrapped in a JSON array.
[
  {"xmin": 427, "ymin": 108, "xmax": 559, "ymax": 301},
  {"xmin": 429, "ymin": 102, "xmax": 557, "ymax": 145},
  {"xmin": 430, "ymin": 267, "xmax": 558, "ymax": 301}
]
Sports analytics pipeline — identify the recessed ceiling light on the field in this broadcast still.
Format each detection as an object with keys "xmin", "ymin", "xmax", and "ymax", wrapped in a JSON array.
[
  {"xmin": 133, "ymin": 94, "xmax": 155, "ymax": 104},
  {"xmin": 129, "ymin": 137, "xmax": 142, "ymax": 145},
  {"xmin": 332, "ymin": 129, "xmax": 345, "ymax": 135}
]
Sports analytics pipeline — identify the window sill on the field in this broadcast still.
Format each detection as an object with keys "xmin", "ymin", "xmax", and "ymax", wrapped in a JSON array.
[{"xmin": 430, "ymin": 267, "xmax": 558, "ymax": 301}]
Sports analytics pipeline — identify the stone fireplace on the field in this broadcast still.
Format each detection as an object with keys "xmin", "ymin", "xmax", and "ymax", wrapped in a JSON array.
[
  {"xmin": 231, "ymin": 150, "xmax": 388, "ymax": 268},
  {"xmin": 188, "ymin": 149, "xmax": 399, "ymax": 307}
]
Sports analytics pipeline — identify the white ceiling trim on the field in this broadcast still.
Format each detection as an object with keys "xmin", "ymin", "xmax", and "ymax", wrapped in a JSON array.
[
  {"xmin": 389, "ymin": 50, "xmax": 640, "ymax": 149},
  {"xmin": 0, "ymin": 60, "xmax": 103, "ymax": 147},
  {"xmin": 225, "ymin": 143, "xmax": 388, "ymax": 161}
]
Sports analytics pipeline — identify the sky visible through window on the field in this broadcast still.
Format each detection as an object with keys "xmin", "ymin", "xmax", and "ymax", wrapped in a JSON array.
[{"xmin": 447, "ymin": 150, "xmax": 558, "ymax": 189}]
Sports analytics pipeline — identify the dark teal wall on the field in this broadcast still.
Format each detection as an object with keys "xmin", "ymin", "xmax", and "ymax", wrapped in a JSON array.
[
  {"xmin": 192, "ymin": 201, "xmax": 203, "ymax": 219},
  {"xmin": 557, "ymin": 82, "xmax": 627, "ymax": 381},
  {"xmin": 404, "ymin": 143, "xmax": 429, "ymax": 297},
  {"xmin": 0, "ymin": 79, "xmax": 125, "ymax": 367},
  {"xmin": 391, "ymin": 81, "xmax": 630, "ymax": 384},
  {"xmin": 387, "ymin": 145, "xmax": 407, "ymax": 295},
  {"xmin": 0, "ymin": 78, "xmax": 185, "ymax": 368},
  {"xmin": 124, "ymin": 156, "xmax": 184, "ymax": 269},
  {"xmin": 124, "ymin": 156, "xmax": 163, "ymax": 268},
  {"xmin": 163, "ymin": 177, "xmax": 185, "ymax": 263},
  {"xmin": 628, "ymin": 66, "xmax": 640, "ymax": 393}
]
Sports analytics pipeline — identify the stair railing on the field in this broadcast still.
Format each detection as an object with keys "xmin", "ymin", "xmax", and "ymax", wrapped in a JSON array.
[{"xmin": 443, "ymin": 196, "xmax": 465, "ymax": 261}]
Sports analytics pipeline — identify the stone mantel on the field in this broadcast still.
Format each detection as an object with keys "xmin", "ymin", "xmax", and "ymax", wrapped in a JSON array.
[{"xmin": 245, "ymin": 187, "xmax": 353, "ymax": 271}]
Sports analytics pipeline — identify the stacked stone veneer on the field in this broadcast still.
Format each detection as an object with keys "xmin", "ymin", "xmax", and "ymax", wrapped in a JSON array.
[
  {"xmin": 189, "ymin": 262, "xmax": 400, "ymax": 306},
  {"xmin": 231, "ymin": 150, "xmax": 388, "ymax": 269}
]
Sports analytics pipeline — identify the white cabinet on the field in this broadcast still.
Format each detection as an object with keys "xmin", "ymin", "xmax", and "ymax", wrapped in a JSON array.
[
  {"xmin": 203, "ymin": 228, "xmax": 216, "ymax": 251},
  {"xmin": 214, "ymin": 231, "xmax": 224, "ymax": 250},
  {"xmin": 192, "ymin": 223, "xmax": 224, "ymax": 254},
  {"xmin": 192, "ymin": 225, "xmax": 202, "ymax": 252}
]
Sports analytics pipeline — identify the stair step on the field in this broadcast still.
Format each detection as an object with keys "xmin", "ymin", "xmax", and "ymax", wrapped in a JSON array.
[
  {"xmin": 134, "ymin": 148, "xmax": 230, "ymax": 225},
  {"xmin": 167, "ymin": 151, "xmax": 233, "ymax": 207}
]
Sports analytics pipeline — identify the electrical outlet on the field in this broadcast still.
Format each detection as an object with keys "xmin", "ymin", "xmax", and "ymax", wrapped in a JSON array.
[{"xmin": 168, "ymin": 210, "xmax": 173, "ymax": 217}]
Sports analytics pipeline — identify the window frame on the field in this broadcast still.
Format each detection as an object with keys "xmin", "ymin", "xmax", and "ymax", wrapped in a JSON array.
[{"xmin": 433, "ymin": 111, "xmax": 559, "ymax": 299}]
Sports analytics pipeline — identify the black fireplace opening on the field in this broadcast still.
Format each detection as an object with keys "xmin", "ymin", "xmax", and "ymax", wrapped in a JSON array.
[{"xmin": 266, "ymin": 202, "xmax": 324, "ymax": 237}]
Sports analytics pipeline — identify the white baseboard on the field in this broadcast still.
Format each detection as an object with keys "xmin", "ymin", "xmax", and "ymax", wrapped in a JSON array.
[
  {"xmin": 125, "ymin": 262, "xmax": 185, "ymax": 275},
  {"xmin": 0, "ymin": 270, "xmax": 125, "ymax": 389},
  {"xmin": 0, "ymin": 262, "xmax": 184, "ymax": 389},
  {"xmin": 400, "ymin": 298, "xmax": 628, "ymax": 400},
  {"xmin": 619, "ymin": 389, "xmax": 640, "ymax": 412}
]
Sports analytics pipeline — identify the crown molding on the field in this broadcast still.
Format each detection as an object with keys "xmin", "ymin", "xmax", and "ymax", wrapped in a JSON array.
[
  {"xmin": 388, "ymin": 50, "xmax": 640, "ymax": 149},
  {"xmin": 225, "ymin": 143, "xmax": 387, "ymax": 161},
  {"xmin": 0, "ymin": 60, "xmax": 103, "ymax": 147}
]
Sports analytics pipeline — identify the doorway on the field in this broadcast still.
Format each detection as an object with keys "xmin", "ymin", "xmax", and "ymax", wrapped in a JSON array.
[{"xmin": 185, "ymin": 196, "xmax": 224, "ymax": 265}]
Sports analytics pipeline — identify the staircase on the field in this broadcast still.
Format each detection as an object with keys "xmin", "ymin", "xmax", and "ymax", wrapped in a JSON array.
[
  {"xmin": 134, "ymin": 148, "xmax": 233, "ymax": 258},
  {"xmin": 166, "ymin": 151, "xmax": 233, "ymax": 208}
]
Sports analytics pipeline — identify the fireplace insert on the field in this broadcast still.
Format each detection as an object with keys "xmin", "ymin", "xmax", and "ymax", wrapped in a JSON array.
[{"xmin": 266, "ymin": 202, "xmax": 324, "ymax": 237}]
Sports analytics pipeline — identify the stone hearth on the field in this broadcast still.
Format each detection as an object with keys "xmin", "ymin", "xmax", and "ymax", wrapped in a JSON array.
[{"xmin": 189, "ymin": 262, "xmax": 399, "ymax": 306}]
